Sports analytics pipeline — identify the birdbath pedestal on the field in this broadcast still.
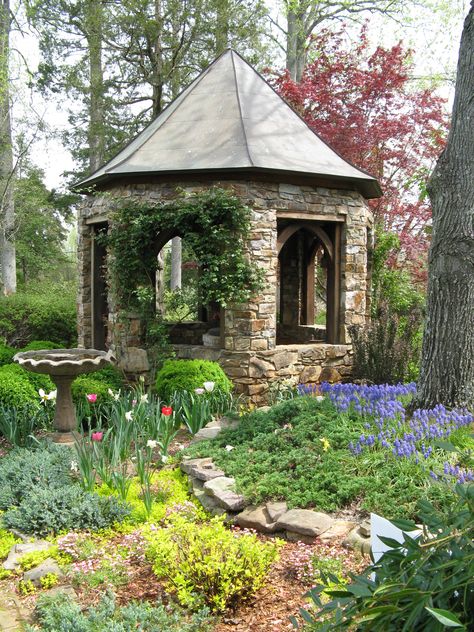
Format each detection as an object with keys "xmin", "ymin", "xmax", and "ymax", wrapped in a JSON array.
[{"xmin": 14, "ymin": 348, "xmax": 115, "ymax": 443}]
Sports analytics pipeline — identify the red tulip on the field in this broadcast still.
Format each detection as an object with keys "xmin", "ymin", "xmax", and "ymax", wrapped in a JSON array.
[
  {"xmin": 161, "ymin": 406, "xmax": 172, "ymax": 416},
  {"xmin": 91, "ymin": 431, "xmax": 103, "ymax": 442},
  {"xmin": 86, "ymin": 393, "xmax": 98, "ymax": 403}
]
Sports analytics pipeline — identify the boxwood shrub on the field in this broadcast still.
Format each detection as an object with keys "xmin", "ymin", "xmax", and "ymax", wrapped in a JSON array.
[
  {"xmin": 19, "ymin": 340, "xmax": 65, "ymax": 352},
  {"xmin": 71, "ymin": 376, "xmax": 114, "ymax": 404},
  {"xmin": 0, "ymin": 343, "xmax": 15, "ymax": 366},
  {"xmin": 156, "ymin": 359, "xmax": 232, "ymax": 401},
  {"xmin": 0, "ymin": 364, "xmax": 40, "ymax": 409}
]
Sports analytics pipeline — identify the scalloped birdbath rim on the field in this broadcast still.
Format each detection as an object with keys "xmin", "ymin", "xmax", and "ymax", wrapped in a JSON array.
[{"xmin": 13, "ymin": 348, "xmax": 115, "ymax": 376}]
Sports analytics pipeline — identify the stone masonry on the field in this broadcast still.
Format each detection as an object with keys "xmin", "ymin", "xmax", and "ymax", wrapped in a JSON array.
[{"xmin": 77, "ymin": 177, "xmax": 373, "ymax": 403}]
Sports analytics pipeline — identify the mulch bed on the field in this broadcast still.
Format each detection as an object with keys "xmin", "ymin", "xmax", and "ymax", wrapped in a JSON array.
[{"xmin": 213, "ymin": 538, "xmax": 366, "ymax": 632}]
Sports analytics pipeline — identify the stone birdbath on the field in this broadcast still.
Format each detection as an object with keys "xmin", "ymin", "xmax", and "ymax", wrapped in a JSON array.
[{"xmin": 13, "ymin": 348, "xmax": 115, "ymax": 443}]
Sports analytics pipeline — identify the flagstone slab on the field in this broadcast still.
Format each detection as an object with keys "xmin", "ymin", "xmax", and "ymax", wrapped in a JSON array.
[
  {"xmin": 236, "ymin": 506, "xmax": 277, "ymax": 533},
  {"xmin": 275, "ymin": 509, "xmax": 335, "ymax": 537},
  {"xmin": 203, "ymin": 477, "xmax": 246, "ymax": 512}
]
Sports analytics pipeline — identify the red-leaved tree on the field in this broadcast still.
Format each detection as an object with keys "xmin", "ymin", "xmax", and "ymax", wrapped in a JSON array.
[{"xmin": 272, "ymin": 28, "xmax": 449, "ymax": 282}]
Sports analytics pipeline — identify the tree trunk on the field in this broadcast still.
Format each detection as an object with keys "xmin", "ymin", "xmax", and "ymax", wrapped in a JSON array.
[
  {"xmin": 286, "ymin": 5, "xmax": 307, "ymax": 81},
  {"xmin": 0, "ymin": 0, "xmax": 16, "ymax": 294},
  {"xmin": 414, "ymin": 1, "xmax": 474, "ymax": 410},
  {"xmin": 170, "ymin": 236, "xmax": 182, "ymax": 290},
  {"xmin": 215, "ymin": 0, "xmax": 230, "ymax": 55},
  {"xmin": 86, "ymin": 0, "xmax": 105, "ymax": 172},
  {"xmin": 151, "ymin": 0, "xmax": 164, "ymax": 117}
]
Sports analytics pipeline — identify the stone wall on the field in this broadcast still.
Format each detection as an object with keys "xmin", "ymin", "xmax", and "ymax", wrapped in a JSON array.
[
  {"xmin": 77, "ymin": 177, "xmax": 372, "ymax": 402},
  {"xmin": 173, "ymin": 342, "xmax": 353, "ymax": 400}
]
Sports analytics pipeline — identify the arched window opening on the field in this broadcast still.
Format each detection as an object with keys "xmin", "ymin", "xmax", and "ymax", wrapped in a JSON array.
[{"xmin": 276, "ymin": 221, "xmax": 341, "ymax": 345}]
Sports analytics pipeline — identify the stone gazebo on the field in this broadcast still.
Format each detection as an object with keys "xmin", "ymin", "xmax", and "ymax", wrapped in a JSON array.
[{"xmin": 76, "ymin": 49, "xmax": 381, "ymax": 403}]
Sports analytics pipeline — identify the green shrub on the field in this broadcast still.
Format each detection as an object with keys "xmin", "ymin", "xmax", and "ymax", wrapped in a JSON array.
[
  {"xmin": 72, "ymin": 376, "xmax": 114, "ymax": 404},
  {"xmin": 349, "ymin": 302, "xmax": 422, "ymax": 384},
  {"xmin": 0, "ymin": 364, "xmax": 40, "ymax": 409},
  {"xmin": 0, "ymin": 343, "xmax": 15, "ymax": 366},
  {"xmin": 146, "ymin": 515, "xmax": 280, "ymax": 612},
  {"xmin": 295, "ymin": 484, "xmax": 474, "ymax": 631},
  {"xmin": 4, "ymin": 363, "xmax": 55, "ymax": 395},
  {"xmin": 19, "ymin": 340, "xmax": 65, "ymax": 351},
  {"xmin": 27, "ymin": 590, "xmax": 212, "ymax": 631},
  {"xmin": 3, "ymin": 485, "xmax": 131, "ymax": 536},
  {"xmin": 0, "ymin": 528, "xmax": 19, "ymax": 560},
  {"xmin": 0, "ymin": 444, "xmax": 74, "ymax": 509},
  {"xmin": 88, "ymin": 364, "xmax": 125, "ymax": 390},
  {"xmin": 0, "ymin": 287, "xmax": 77, "ymax": 347},
  {"xmin": 156, "ymin": 359, "xmax": 232, "ymax": 401}
]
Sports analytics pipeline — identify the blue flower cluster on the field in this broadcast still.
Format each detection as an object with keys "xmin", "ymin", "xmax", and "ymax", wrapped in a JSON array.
[{"xmin": 298, "ymin": 381, "xmax": 473, "ymax": 485}]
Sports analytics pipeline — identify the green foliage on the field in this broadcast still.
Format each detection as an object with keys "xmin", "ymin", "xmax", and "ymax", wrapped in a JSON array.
[
  {"xmin": 372, "ymin": 232, "xmax": 425, "ymax": 316},
  {"xmin": 0, "ymin": 405, "xmax": 52, "ymax": 447},
  {"xmin": 2, "ymin": 485, "xmax": 131, "ymax": 537},
  {"xmin": 27, "ymin": 590, "xmax": 212, "ymax": 632},
  {"xmin": 0, "ymin": 569, "xmax": 12, "ymax": 580},
  {"xmin": 40, "ymin": 573, "xmax": 59, "ymax": 590},
  {"xmin": 146, "ymin": 515, "xmax": 280, "ymax": 612},
  {"xmin": 89, "ymin": 365, "xmax": 126, "ymax": 390},
  {"xmin": 5, "ymin": 362, "xmax": 55, "ymax": 394},
  {"xmin": 295, "ymin": 484, "xmax": 474, "ymax": 631},
  {"xmin": 0, "ymin": 343, "xmax": 15, "ymax": 366},
  {"xmin": 14, "ymin": 164, "xmax": 75, "ymax": 285},
  {"xmin": 20, "ymin": 340, "xmax": 65, "ymax": 351},
  {"xmin": 0, "ymin": 443, "xmax": 73, "ymax": 510},
  {"xmin": 72, "ymin": 376, "xmax": 114, "ymax": 404},
  {"xmin": 0, "ymin": 364, "xmax": 40, "ymax": 408},
  {"xmin": 184, "ymin": 398, "xmax": 454, "ymax": 519},
  {"xmin": 98, "ymin": 468, "xmax": 204, "ymax": 526},
  {"xmin": 103, "ymin": 189, "xmax": 264, "ymax": 313},
  {"xmin": 0, "ymin": 527, "xmax": 19, "ymax": 560},
  {"xmin": 0, "ymin": 445, "xmax": 127, "ymax": 537},
  {"xmin": 349, "ymin": 302, "xmax": 423, "ymax": 384},
  {"xmin": 19, "ymin": 579, "xmax": 36, "ymax": 595},
  {"xmin": 18, "ymin": 546, "xmax": 70, "ymax": 571},
  {"xmin": 354, "ymin": 231, "xmax": 425, "ymax": 383},
  {"xmin": 0, "ymin": 285, "xmax": 77, "ymax": 347},
  {"xmin": 156, "ymin": 359, "xmax": 232, "ymax": 401}
]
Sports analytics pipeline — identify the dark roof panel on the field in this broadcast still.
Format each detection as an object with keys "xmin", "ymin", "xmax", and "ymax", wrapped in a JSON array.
[{"xmin": 75, "ymin": 50, "xmax": 381, "ymax": 198}]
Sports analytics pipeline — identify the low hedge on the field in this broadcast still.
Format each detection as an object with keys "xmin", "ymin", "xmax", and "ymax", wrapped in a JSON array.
[
  {"xmin": 0, "ymin": 365, "xmax": 41, "ymax": 409},
  {"xmin": 156, "ymin": 359, "xmax": 232, "ymax": 401}
]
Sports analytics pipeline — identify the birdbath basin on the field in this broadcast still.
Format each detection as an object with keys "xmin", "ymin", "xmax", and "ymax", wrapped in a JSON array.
[{"xmin": 13, "ymin": 348, "xmax": 115, "ymax": 443}]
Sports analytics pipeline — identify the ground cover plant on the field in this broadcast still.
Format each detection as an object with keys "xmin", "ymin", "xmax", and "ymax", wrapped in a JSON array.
[
  {"xmin": 26, "ymin": 590, "xmax": 212, "ymax": 631},
  {"xmin": 184, "ymin": 384, "xmax": 473, "ymax": 519}
]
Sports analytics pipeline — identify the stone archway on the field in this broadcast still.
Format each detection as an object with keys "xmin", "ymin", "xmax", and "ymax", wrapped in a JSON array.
[{"xmin": 277, "ymin": 221, "xmax": 341, "ymax": 344}]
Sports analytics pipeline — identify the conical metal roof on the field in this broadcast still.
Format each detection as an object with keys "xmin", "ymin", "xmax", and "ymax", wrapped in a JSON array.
[{"xmin": 75, "ymin": 49, "xmax": 381, "ymax": 198}]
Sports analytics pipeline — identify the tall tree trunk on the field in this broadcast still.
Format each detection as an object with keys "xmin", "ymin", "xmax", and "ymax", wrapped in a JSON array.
[
  {"xmin": 286, "ymin": 5, "xmax": 307, "ymax": 82},
  {"xmin": 0, "ymin": 0, "xmax": 16, "ymax": 294},
  {"xmin": 151, "ymin": 0, "xmax": 164, "ymax": 117},
  {"xmin": 170, "ymin": 236, "xmax": 182, "ymax": 290},
  {"xmin": 86, "ymin": 0, "xmax": 105, "ymax": 172},
  {"xmin": 414, "ymin": 1, "xmax": 474, "ymax": 410},
  {"xmin": 215, "ymin": 0, "xmax": 230, "ymax": 54}
]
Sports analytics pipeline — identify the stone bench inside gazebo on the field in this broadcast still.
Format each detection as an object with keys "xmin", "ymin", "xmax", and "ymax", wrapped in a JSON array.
[{"xmin": 74, "ymin": 49, "xmax": 381, "ymax": 404}]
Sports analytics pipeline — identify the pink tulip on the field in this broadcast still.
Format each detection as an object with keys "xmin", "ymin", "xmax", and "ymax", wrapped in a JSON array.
[
  {"xmin": 86, "ymin": 393, "xmax": 97, "ymax": 403},
  {"xmin": 91, "ymin": 431, "xmax": 103, "ymax": 442}
]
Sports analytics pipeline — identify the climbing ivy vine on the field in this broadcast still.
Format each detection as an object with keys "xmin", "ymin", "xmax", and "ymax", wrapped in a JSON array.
[{"xmin": 102, "ymin": 188, "xmax": 264, "ymax": 313}]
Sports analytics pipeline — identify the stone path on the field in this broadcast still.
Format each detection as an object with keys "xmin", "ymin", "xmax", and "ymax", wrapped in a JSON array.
[
  {"xmin": 0, "ymin": 592, "xmax": 28, "ymax": 632},
  {"xmin": 182, "ymin": 453, "xmax": 371, "ymax": 553}
]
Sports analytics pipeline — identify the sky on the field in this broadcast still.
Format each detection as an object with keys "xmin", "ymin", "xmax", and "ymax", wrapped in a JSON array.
[{"xmin": 10, "ymin": 0, "xmax": 469, "ymax": 191}]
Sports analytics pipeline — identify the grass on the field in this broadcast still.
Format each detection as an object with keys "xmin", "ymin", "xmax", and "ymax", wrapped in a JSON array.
[{"xmin": 184, "ymin": 397, "xmax": 458, "ymax": 520}]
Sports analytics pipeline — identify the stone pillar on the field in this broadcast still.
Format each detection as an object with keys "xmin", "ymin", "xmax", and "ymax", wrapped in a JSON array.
[
  {"xmin": 340, "ymin": 193, "xmax": 373, "ymax": 342},
  {"xmin": 224, "ymin": 205, "xmax": 277, "ymax": 353},
  {"xmin": 77, "ymin": 209, "xmax": 93, "ymax": 348}
]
